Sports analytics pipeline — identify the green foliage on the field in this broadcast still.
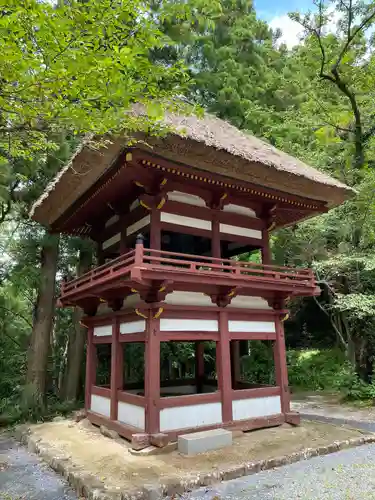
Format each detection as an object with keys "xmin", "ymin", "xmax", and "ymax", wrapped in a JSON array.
[
  {"xmin": 0, "ymin": 0, "xmax": 223, "ymax": 161},
  {"xmin": 287, "ymin": 349, "xmax": 347, "ymax": 391},
  {"xmin": 241, "ymin": 341, "xmax": 275, "ymax": 385}
]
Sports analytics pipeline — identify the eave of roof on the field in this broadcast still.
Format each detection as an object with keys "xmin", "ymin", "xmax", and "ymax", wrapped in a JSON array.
[{"xmin": 30, "ymin": 112, "xmax": 355, "ymax": 227}]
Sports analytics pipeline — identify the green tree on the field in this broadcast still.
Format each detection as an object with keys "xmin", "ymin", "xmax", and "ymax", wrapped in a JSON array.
[
  {"xmin": 0, "ymin": 0, "xmax": 222, "ymax": 162},
  {"xmin": 291, "ymin": 0, "xmax": 375, "ymax": 170}
]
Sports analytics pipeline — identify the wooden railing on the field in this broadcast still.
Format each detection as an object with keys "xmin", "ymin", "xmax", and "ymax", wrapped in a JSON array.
[
  {"xmin": 141, "ymin": 248, "xmax": 315, "ymax": 287},
  {"xmin": 61, "ymin": 249, "xmax": 135, "ymax": 295},
  {"xmin": 61, "ymin": 242, "xmax": 315, "ymax": 298}
]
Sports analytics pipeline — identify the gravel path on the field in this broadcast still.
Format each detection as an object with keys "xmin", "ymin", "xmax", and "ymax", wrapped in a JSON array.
[
  {"xmin": 184, "ymin": 443, "xmax": 375, "ymax": 499},
  {"xmin": 0, "ymin": 434, "xmax": 76, "ymax": 500}
]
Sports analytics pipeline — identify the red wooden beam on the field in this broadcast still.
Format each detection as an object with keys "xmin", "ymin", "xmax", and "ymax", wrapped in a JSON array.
[
  {"xmin": 92, "ymin": 335, "xmax": 112, "ymax": 344},
  {"xmin": 118, "ymin": 390, "xmax": 146, "ymax": 407},
  {"xmin": 156, "ymin": 391, "xmax": 221, "ymax": 409},
  {"xmin": 87, "ymin": 410, "xmax": 140, "ymax": 441},
  {"xmin": 159, "ymin": 332, "xmax": 220, "ymax": 341},
  {"xmin": 91, "ymin": 385, "xmax": 111, "ymax": 398},
  {"xmin": 231, "ymin": 386, "xmax": 281, "ymax": 400},
  {"xmin": 119, "ymin": 333, "xmax": 146, "ymax": 343},
  {"xmin": 229, "ymin": 332, "xmax": 276, "ymax": 341}
]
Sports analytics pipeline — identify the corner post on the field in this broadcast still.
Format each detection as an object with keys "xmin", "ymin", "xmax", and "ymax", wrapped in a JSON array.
[
  {"xmin": 217, "ymin": 311, "xmax": 232, "ymax": 423},
  {"xmin": 150, "ymin": 207, "xmax": 161, "ymax": 251},
  {"xmin": 274, "ymin": 307, "xmax": 290, "ymax": 414},
  {"xmin": 110, "ymin": 316, "xmax": 121, "ymax": 420},
  {"xmin": 85, "ymin": 326, "xmax": 96, "ymax": 410},
  {"xmin": 145, "ymin": 311, "xmax": 161, "ymax": 434}
]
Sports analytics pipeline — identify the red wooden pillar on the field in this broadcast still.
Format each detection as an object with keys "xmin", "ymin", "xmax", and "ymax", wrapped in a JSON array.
[
  {"xmin": 230, "ymin": 340, "xmax": 241, "ymax": 389},
  {"xmin": 217, "ymin": 311, "xmax": 232, "ymax": 423},
  {"xmin": 195, "ymin": 341, "xmax": 205, "ymax": 393},
  {"xmin": 274, "ymin": 316, "xmax": 290, "ymax": 413},
  {"xmin": 150, "ymin": 208, "xmax": 161, "ymax": 250},
  {"xmin": 85, "ymin": 326, "xmax": 96, "ymax": 410},
  {"xmin": 261, "ymin": 229, "xmax": 271, "ymax": 265},
  {"xmin": 145, "ymin": 313, "xmax": 161, "ymax": 434},
  {"xmin": 212, "ymin": 215, "xmax": 221, "ymax": 259},
  {"xmin": 110, "ymin": 317, "xmax": 122, "ymax": 420}
]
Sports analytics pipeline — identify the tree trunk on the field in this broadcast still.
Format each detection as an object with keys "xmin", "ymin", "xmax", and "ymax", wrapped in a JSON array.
[
  {"xmin": 24, "ymin": 233, "xmax": 60, "ymax": 407},
  {"xmin": 63, "ymin": 246, "xmax": 92, "ymax": 401}
]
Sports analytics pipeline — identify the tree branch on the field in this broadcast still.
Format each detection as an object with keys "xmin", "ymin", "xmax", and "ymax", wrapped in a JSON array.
[
  {"xmin": 0, "ymin": 305, "xmax": 32, "ymax": 328},
  {"xmin": 0, "ymin": 328, "xmax": 22, "ymax": 348},
  {"xmin": 333, "ymin": 7, "xmax": 375, "ymax": 71},
  {"xmin": 312, "ymin": 294, "xmax": 348, "ymax": 349}
]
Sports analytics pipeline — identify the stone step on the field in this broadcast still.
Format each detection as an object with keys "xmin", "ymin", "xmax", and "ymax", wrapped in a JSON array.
[{"xmin": 178, "ymin": 428, "xmax": 232, "ymax": 455}]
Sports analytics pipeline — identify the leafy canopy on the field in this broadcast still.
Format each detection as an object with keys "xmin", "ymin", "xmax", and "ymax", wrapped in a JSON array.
[{"xmin": 0, "ymin": 0, "xmax": 220, "ymax": 161}]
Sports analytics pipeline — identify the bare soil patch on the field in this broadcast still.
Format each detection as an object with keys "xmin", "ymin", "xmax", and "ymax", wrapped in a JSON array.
[{"xmin": 28, "ymin": 418, "xmax": 365, "ymax": 492}]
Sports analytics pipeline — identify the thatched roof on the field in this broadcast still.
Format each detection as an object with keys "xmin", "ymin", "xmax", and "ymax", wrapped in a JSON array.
[{"xmin": 30, "ymin": 111, "xmax": 354, "ymax": 227}]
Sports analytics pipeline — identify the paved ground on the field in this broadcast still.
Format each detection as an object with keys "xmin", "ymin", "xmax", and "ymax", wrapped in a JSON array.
[
  {"xmin": 292, "ymin": 392, "xmax": 375, "ymax": 423},
  {"xmin": 184, "ymin": 443, "xmax": 375, "ymax": 499},
  {"xmin": 0, "ymin": 434, "xmax": 76, "ymax": 500}
]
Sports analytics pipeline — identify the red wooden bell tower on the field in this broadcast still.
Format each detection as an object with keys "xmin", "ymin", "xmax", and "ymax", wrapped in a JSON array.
[{"xmin": 31, "ymin": 112, "xmax": 352, "ymax": 442}]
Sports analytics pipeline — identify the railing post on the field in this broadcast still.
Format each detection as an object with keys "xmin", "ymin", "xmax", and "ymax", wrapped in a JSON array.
[{"xmin": 134, "ymin": 233, "xmax": 144, "ymax": 266}]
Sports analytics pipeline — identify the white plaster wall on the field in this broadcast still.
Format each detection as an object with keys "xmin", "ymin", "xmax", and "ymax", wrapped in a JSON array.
[
  {"xmin": 126, "ymin": 215, "xmax": 150, "ymax": 236},
  {"xmin": 102, "ymin": 232, "xmax": 121, "ymax": 250},
  {"xmin": 164, "ymin": 291, "xmax": 214, "ymax": 307},
  {"xmin": 119, "ymin": 319, "xmax": 146, "ymax": 335},
  {"xmin": 117, "ymin": 401, "xmax": 145, "ymax": 430},
  {"xmin": 93, "ymin": 324, "xmax": 112, "ymax": 337},
  {"xmin": 160, "ymin": 318, "xmax": 218, "ymax": 332},
  {"xmin": 219, "ymin": 223, "xmax": 262, "ymax": 240},
  {"xmin": 228, "ymin": 320, "xmax": 276, "ymax": 333},
  {"xmin": 122, "ymin": 293, "xmax": 141, "ymax": 309},
  {"xmin": 167, "ymin": 191, "xmax": 206, "ymax": 207},
  {"xmin": 161, "ymin": 212, "xmax": 211, "ymax": 231},
  {"xmin": 160, "ymin": 402, "xmax": 223, "ymax": 431},
  {"xmin": 96, "ymin": 303, "xmax": 112, "ymax": 316},
  {"xmin": 90, "ymin": 394, "xmax": 110, "ymax": 417},
  {"xmin": 232, "ymin": 396, "xmax": 281, "ymax": 421},
  {"xmin": 223, "ymin": 204, "xmax": 257, "ymax": 217},
  {"xmin": 228, "ymin": 296, "xmax": 271, "ymax": 310},
  {"xmin": 129, "ymin": 199, "xmax": 140, "ymax": 211}
]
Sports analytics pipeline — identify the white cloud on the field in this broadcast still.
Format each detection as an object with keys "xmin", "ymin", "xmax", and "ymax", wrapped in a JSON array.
[
  {"xmin": 269, "ymin": 7, "xmax": 341, "ymax": 49},
  {"xmin": 269, "ymin": 15, "xmax": 304, "ymax": 48}
]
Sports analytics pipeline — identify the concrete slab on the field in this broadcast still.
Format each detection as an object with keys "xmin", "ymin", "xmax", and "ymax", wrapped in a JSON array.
[{"xmin": 178, "ymin": 429, "xmax": 232, "ymax": 455}]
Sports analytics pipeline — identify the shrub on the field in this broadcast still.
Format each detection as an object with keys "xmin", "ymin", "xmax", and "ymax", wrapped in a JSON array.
[{"xmin": 287, "ymin": 348, "xmax": 347, "ymax": 391}]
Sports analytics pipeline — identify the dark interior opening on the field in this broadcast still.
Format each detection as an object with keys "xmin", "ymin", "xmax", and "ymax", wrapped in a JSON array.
[
  {"xmin": 230, "ymin": 340, "xmax": 275, "ymax": 389},
  {"xmin": 96, "ymin": 344, "xmax": 111, "ymax": 387},
  {"xmin": 161, "ymin": 231, "xmax": 212, "ymax": 257}
]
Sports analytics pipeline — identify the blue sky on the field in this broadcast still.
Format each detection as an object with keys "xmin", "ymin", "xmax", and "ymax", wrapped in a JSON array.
[
  {"xmin": 254, "ymin": 0, "xmax": 316, "ymax": 47},
  {"xmin": 255, "ymin": 0, "xmax": 312, "ymax": 20}
]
